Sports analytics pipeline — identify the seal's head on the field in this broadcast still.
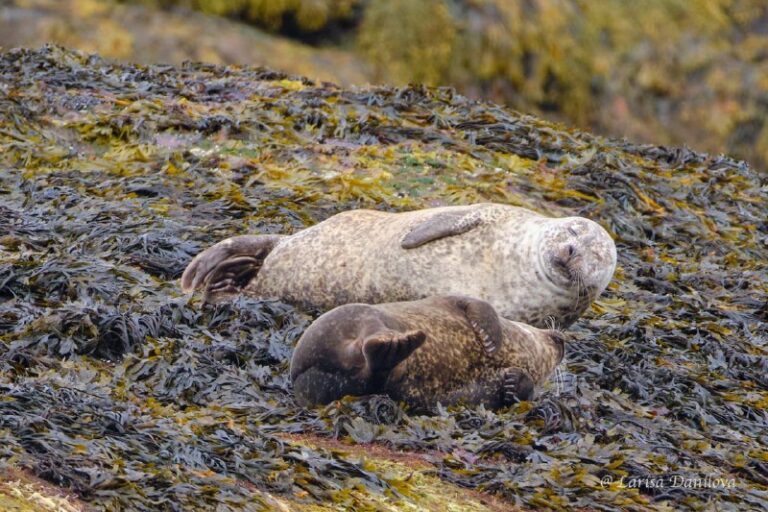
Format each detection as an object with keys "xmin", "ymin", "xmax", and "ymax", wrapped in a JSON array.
[{"xmin": 537, "ymin": 217, "xmax": 617, "ymax": 298}]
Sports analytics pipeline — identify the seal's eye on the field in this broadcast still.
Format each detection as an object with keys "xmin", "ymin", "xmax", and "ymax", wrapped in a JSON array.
[{"xmin": 568, "ymin": 226, "xmax": 578, "ymax": 236}]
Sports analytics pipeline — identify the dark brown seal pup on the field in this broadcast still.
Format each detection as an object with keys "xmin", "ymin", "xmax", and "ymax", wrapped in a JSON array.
[
  {"xmin": 181, "ymin": 203, "xmax": 616, "ymax": 327},
  {"xmin": 290, "ymin": 296, "xmax": 566, "ymax": 411}
]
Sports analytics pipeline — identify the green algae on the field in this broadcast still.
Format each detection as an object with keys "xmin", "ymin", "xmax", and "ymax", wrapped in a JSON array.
[
  {"xmin": 358, "ymin": 0, "xmax": 456, "ymax": 86},
  {"xmin": 122, "ymin": 0, "xmax": 768, "ymax": 168},
  {"xmin": 0, "ymin": 45, "xmax": 766, "ymax": 511}
]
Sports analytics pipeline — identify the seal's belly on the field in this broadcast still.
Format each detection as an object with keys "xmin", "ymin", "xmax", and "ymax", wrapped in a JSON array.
[
  {"xmin": 250, "ymin": 209, "xmax": 511, "ymax": 309},
  {"xmin": 251, "ymin": 210, "xmax": 401, "ymax": 307}
]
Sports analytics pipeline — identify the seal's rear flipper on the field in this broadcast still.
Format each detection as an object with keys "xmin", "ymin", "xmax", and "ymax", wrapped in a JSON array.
[
  {"xmin": 450, "ymin": 296, "xmax": 503, "ymax": 354},
  {"xmin": 362, "ymin": 330, "xmax": 426, "ymax": 372},
  {"xmin": 501, "ymin": 367, "xmax": 535, "ymax": 405},
  {"xmin": 180, "ymin": 234, "xmax": 284, "ymax": 302},
  {"xmin": 401, "ymin": 207, "xmax": 492, "ymax": 249}
]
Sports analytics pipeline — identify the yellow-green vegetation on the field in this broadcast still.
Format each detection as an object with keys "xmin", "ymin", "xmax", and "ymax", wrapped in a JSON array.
[
  {"xmin": 128, "ymin": 0, "xmax": 360, "ymax": 32},
  {"xmin": 354, "ymin": 0, "xmax": 768, "ymax": 169},
  {"xmin": 358, "ymin": 0, "xmax": 456, "ymax": 86},
  {"xmin": 0, "ymin": 45, "xmax": 766, "ymax": 511},
  {"xmin": 282, "ymin": 436, "xmax": 510, "ymax": 512},
  {"xmin": 21, "ymin": 0, "xmax": 767, "ymax": 168},
  {"xmin": 4, "ymin": 457, "xmax": 497, "ymax": 512},
  {"xmin": 0, "ymin": 0, "xmax": 369, "ymax": 84},
  {"xmin": 360, "ymin": 0, "xmax": 594, "ymax": 124}
]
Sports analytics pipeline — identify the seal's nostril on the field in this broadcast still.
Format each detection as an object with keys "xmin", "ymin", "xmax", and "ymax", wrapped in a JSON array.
[{"xmin": 567, "ymin": 245, "xmax": 576, "ymax": 258}]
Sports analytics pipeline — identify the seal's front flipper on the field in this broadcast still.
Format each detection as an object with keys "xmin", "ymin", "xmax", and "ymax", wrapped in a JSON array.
[
  {"xmin": 362, "ymin": 330, "xmax": 426, "ymax": 372},
  {"xmin": 501, "ymin": 367, "xmax": 535, "ymax": 405},
  {"xmin": 401, "ymin": 207, "xmax": 491, "ymax": 249},
  {"xmin": 180, "ymin": 234, "xmax": 284, "ymax": 302},
  {"xmin": 450, "ymin": 296, "xmax": 503, "ymax": 354},
  {"xmin": 431, "ymin": 368, "xmax": 534, "ymax": 410}
]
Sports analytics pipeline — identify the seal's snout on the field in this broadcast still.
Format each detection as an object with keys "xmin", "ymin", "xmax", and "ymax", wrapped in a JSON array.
[
  {"xmin": 551, "ymin": 243, "xmax": 579, "ymax": 282},
  {"xmin": 561, "ymin": 244, "xmax": 578, "ymax": 265}
]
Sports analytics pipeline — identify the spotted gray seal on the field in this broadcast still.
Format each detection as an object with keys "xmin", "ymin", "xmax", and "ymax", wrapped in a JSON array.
[
  {"xmin": 290, "ymin": 295, "xmax": 565, "ymax": 410},
  {"xmin": 181, "ymin": 203, "xmax": 616, "ymax": 327}
]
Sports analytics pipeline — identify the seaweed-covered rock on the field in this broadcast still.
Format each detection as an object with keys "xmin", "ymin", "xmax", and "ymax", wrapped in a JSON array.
[
  {"xmin": 13, "ymin": 0, "xmax": 768, "ymax": 170},
  {"xmin": 0, "ymin": 0, "xmax": 369, "ymax": 84},
  {"xmin": 0, "ymin": 45, "xmax": 767, "ymax": 511}
]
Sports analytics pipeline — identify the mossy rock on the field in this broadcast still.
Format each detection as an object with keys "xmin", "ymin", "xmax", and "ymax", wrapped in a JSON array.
[
  {"xmin": 358, "ymin": 0, "xmax": 456, "ymax": 85},
  {"xmin": 0, "ymin": 0, "xmax": 369, "ymax": 84},
  {"xmin": 7, "ymin": 0, "xmax": 768, "ymax": 167},
  {"xmin": 130, "ymin": 0, "xmax": 361, "ymax": 32}
]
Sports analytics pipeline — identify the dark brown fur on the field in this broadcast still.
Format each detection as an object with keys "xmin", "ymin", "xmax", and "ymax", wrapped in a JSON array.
[{"xmin": 290, "ymin": 296, "xmax": 565, "ymax": 411}]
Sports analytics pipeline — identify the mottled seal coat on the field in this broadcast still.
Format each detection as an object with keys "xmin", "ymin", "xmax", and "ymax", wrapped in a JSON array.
[
  {"xmin": 181, "ymin": 203, "xmax": 617, "ymax": 327},
  {"xmin": 290, "ymin": 296, "xmax": 565, "ymax": 410}
]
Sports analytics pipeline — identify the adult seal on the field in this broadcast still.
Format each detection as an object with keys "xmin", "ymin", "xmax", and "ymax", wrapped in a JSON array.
[
  {"xmin": 290, "ymin": 295, "xmax": 566, "ymax": 410},
  {"xmin": 181, "ymin": 203, "xmax": 617, "ymax": 327}
]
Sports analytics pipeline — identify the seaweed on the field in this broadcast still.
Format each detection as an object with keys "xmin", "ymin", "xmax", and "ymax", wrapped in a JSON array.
[
  {"xmin": 8, "ymin": 0, "xmax": 768, "ymax": 168},
  {"xmin": 0, "ymin": 45, "xmax": 767, "ymax": 511}
]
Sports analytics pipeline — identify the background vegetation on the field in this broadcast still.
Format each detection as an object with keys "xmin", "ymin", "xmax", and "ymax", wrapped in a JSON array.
[
  {"xmin": 118, "ymin": 0, "xmax": 768, "ymax": 170},
  {"xmin": 3, "ymin": 0, "xmax": 768, "ymax": 169}
]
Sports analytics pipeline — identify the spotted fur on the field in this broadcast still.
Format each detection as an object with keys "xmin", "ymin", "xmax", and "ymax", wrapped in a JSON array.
[
  {"xmin": 290, "ymin": 296, "xmax": 566, "ymax": 410},
  {"xmin": 182, "ymin": 203, "xmax": 617, "ymax": 328}
]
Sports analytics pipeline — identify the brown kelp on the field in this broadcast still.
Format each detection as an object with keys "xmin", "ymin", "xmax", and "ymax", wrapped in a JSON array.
[{"xmin": 1, "ymin": 46, "xmax": 767, "ymax": 511}]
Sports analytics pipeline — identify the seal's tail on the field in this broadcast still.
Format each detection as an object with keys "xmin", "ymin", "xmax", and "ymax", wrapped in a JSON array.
[{"xmin": 180, "ymin": 234, "xmax": 284, "ymax": 303}]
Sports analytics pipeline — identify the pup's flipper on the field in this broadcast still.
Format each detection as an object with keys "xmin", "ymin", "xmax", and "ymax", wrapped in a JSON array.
[
  {"xmin": 448, "ymin": 296, "xmax": 504, "ymax": 355},
  {"xmin": 501, "ymin": 367, "xmax": 535, "ymax": 405},
  {"xmin": 362, "ymin": 330, "xmax": 426, "ymax": 373}
]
